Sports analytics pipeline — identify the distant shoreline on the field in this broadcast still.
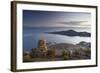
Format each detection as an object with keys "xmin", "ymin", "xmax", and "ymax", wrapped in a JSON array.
[{"xmin": 46, "ymin": 30, "xmax": 91, "ymax": 37}]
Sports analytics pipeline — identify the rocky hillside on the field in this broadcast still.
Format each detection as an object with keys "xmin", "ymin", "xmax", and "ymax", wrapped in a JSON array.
[{"xmin": 48, "ymin": 41, "xmax": 91, "ymax": 58}]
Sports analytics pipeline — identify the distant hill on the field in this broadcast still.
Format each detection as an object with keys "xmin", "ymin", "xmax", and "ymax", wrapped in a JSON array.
[{"xmin": 46, "ymin": 30, "xmax": 91, "ymax": 37}]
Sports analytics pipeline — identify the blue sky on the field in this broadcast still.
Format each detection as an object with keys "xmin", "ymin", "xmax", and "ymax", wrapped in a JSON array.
[{"xmin": 23, "ymin": 10, "xmax": 91, "ymax": 28}]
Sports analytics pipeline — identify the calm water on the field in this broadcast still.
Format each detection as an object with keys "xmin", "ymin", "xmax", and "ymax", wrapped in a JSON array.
[{"xmin": 23, "ymin": 27, "xmax": 91, "ymax": 51}]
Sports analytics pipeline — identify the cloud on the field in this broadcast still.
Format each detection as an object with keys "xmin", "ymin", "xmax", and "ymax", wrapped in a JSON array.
[
  {"xmin": 24, "ymin": 20, "xmax": 90, "ymax": 28},
  {"xmin": 57, "ymin": 21, "xmax": 89, "ymax": 25},
  {"xmin": 56, "ymin": 21, "xmax": 90, "ymax": 27}
]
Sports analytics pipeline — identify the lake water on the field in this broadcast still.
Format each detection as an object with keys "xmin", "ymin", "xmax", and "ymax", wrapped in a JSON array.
[{"xmin": 23, "ymin": 27, "xmax": 91, "ymax": 51}]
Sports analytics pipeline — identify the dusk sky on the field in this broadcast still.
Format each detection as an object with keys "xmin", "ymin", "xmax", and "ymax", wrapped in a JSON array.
[{"xmin": 23, "ymin": 10, "xmax": 91, "ymax": 28}]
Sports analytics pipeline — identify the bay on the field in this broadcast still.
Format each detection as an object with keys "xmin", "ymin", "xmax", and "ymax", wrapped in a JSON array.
[{"xmin": 23, "ymin": 27, "xmax": 91, "ymax": 51}]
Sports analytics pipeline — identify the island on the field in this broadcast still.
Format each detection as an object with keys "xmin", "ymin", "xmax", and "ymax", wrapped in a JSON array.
[{"xmin": 46, "ymin": 30, "xmax": 91, "ymax": 37}]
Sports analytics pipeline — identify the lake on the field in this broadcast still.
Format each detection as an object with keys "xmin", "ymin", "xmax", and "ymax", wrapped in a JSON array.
[{"xmin": 23, "ymin": 27, "xmax": 91, "ymax": 51}]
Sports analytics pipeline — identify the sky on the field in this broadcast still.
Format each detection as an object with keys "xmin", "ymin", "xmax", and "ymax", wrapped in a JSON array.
[{"xmin": 23, "ymin": 10, "xmax": 91, "ymax": 28}]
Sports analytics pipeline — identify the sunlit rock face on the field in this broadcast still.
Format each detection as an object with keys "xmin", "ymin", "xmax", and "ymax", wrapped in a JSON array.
[{"xmin": 38, "ymin": 39, "xmax": 48, "ymax": 52}]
